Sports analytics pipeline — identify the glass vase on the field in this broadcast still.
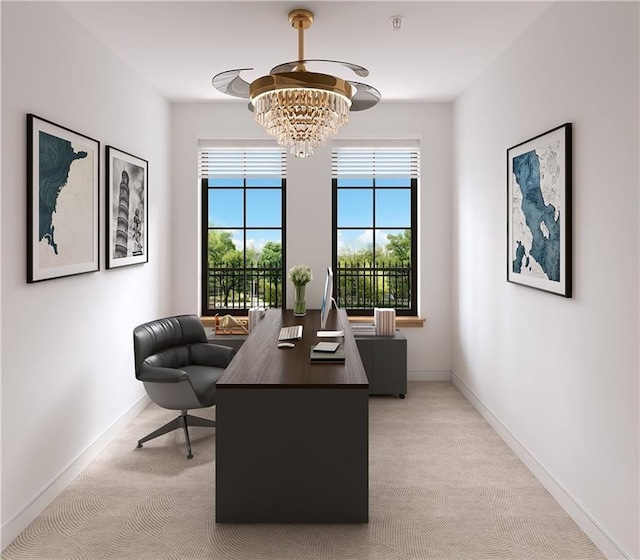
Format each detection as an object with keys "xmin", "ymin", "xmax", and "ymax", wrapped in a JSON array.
[{"xmin": 293, "ymin": 284, "xmax": 307, "ymax": 316}]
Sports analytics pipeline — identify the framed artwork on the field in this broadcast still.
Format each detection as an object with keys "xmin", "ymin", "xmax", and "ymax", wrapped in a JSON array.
[
  {"xmin": 106, "ymin": 146, "xmax": 148, "ymax": 269},
  {"xmin": 507, "ymin": 123, "xmax": 572, "ymax": 297},
  {"xmin": 27, "ymin": 114, "xmax": 100, "ymax": 283}
]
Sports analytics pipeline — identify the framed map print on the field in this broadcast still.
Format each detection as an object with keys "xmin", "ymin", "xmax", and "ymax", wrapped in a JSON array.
[
  {"xmin": 27, "ymin": 114, "xmax": 100, "ymax": 283},
  {"xmin": 106, "ymin": 146, "xmax": 148, "ymax": 269},
  {"xmin": 507, "ymin": 123, "xmax": 572, "ymax": 297}
]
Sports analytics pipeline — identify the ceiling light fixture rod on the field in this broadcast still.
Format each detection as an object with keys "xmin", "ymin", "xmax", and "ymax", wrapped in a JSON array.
[
  {"xmin": 298, "ymin": 26, "xmax": 304, "ymax": 66},
  {"xmin": 298, "ymin": 22, "xmax": 304, "ymax": 62},
  {"xmin": 289, "ymin": 9, "xmax": 313, "ymax": 72}
]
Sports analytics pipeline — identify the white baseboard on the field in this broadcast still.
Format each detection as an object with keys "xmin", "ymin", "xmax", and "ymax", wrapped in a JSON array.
[
  {"xmin": 408, "ymin": 370, "xmax": 451, "ymax": 381},
  {"xmin": 1, "ymin": 394, "xmax": 151, "ymax": 550},
  {"xmin": 451, "ymin": 371, "xmax": 632, "ymax": 560}
]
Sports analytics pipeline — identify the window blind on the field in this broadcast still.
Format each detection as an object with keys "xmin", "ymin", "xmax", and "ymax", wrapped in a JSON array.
[
  {"xmin": 331, "ymin": 148, "xmax": 420, "ymax": 178},
  {"xmin": 198, "ymin": 148, "xmax": 286, "ymax": 178}
]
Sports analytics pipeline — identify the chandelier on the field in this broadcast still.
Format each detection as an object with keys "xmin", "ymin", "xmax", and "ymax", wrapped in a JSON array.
[{"xmin": 212, "ymin": 9, "xmax": 381, "ymax": 158}]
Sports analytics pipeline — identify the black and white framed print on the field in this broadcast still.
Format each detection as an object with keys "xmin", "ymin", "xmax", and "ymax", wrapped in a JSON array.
[
  {"xmin": 507, "ymin": 123, "xmax": 572, "ymax": 297},
  {"xmin": 27, "ymin": 114, "xmax": 100, "ymax": 283},
  {"xmin": 106, "ymin": 146, "xmax": 148, "ymax": 269}
]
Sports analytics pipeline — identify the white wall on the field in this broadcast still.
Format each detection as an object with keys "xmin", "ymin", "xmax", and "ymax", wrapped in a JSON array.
[
  {"xmin": 171, "ymin": 101, "xmax": 452, "ymax": 377},
  {"xmin": 452, "ymin": 3, "xmax": 638, "ymax": 559},
  {"xmin": 1, "ymin": 2, "xmax": 172, "ymax": 546},
  {"xmin": 2, "ymin": 1, "xmax": 636, "ymax": 556}
]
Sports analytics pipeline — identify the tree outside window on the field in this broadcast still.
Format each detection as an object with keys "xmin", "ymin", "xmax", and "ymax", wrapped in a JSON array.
[
  {"xmin": 332, "ymin": 149, "xmax": 418, "ymax": 315},
  {"xmin": 200, "ymin": 150, "xmax": 285, "ymax": 315}
]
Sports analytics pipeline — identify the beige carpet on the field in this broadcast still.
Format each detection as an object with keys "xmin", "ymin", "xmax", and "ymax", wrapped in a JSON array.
[{"xmin": 3, "ymin": 382, "xmax": 604, "ymax": 560}]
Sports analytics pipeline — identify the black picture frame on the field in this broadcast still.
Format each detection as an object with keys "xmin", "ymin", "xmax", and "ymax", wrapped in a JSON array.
[
  {"xmin": 507, "ymin": 123, "xmax": 572, "ymax": 297},
  {"xmin": 27, "ymin": 114, "xmax": 100, "ymax": 283},
  {"xmin": 106, "ymin": 146, "xmax": 148, "ymax": 269}
]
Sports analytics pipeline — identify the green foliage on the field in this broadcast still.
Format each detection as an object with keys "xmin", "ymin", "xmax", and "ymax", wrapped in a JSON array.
[
  {"xmin": 206, "ymin": 231, "xmax": 283, "ymax": 309},
  {"xmin": 208, "ymin": 230, "xmax": 236, "ymax": 267},
  {"xmin": 338, "ymin": 247, "xmax": 374, "ymax": 265},
  {"xmin": 260, "ymin": 278, "xmax": 282, "ymax": 307},
  {"xmin": 258, "ymin": 241, "xmax": 282, "ymax": 266},
  {"xmin": 245, "ymin": 246, "xmax": 258, "ymax": 265},
  {"xmin": 205, "ymin": 226, "xmax": 412, "ymax": 310},
  {"xmin": 386, "ymin": 230, "xmax": 411, "ymax": 262},
  {"xmin": 336, "ymin": 229, "xmax": 412, "ymax": 309},
  {"xmin": 258, "ymin": 242, "xmax": 282, "ymax": 306}
]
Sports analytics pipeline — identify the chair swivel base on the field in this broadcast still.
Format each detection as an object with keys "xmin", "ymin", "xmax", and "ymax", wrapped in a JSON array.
[{"xmin": 136, "ymin": 409, "xmax": 215, "ymax": 459}]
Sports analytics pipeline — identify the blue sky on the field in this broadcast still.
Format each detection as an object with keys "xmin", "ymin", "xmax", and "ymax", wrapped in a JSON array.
[{"xmin": 208, "ymin": 177, "xmax": 411, "ymax": 254}]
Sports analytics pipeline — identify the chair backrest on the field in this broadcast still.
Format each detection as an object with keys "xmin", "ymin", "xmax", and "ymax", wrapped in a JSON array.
[{"xmin": 133, "ymin": 314, "xmax": 207, "ymax": 378}]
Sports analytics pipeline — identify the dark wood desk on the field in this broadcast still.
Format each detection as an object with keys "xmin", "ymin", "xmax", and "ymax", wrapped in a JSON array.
[{"xmin": 215, "ymin": 308, "xmax": 369, "ymax": 523}]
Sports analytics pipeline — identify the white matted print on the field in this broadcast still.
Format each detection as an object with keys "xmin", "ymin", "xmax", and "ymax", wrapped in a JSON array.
[
  {"xmin": 106, "ymin": 146, "xmax": 148, "ymax": 269},
  {"xmin": 27, "ymin": 114, "xmax": 100, "ymax": 283},
  {"xmin": 507, "ymin": 123, "xmax": 572, "ymax": 297}
]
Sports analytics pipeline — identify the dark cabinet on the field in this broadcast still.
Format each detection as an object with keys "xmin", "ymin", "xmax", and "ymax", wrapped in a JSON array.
[{"xmin": 355, "ymin": 332, "xmax": 407, "ymax": 398}]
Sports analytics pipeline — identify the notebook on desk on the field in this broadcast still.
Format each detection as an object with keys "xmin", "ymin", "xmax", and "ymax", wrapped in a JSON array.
[
  {"xmin": 314, "ymin": 341, "xmax": 340, "ymax": 353},
  {"xmin": 310, "ymin": 343, "xmax": 345, "ymax": 363}
]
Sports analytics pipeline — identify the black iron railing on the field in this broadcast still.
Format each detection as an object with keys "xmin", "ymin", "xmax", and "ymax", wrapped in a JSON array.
[
  {"xmin": 206, "ymin": 261, "xmax": 283, "ymax": 311},
  {"xmin": 206, "ymin": 260, "xmax": 412, "ymax": 313},
  {"xmin": 336, "ymin": 261, "xmax": 412, "ymax": 310}
]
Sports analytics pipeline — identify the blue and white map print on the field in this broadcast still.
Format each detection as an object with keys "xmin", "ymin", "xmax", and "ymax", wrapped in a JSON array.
[
  {"xmin": 38, "ymin": 130, "xmax": 88, "ymax": 256},
  {"xmin": 511, "ymin": 140, "xmax": 562, "ymax": 282}
]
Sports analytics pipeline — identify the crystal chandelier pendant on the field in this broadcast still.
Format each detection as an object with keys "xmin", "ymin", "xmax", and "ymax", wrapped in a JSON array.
[
  {"xmin": 253, "ymin": 88, "xmax": 351, "ymax": 157},
  {"xmin": 211, "ymin": 8, "xmax": 381, "ymax": 157}
]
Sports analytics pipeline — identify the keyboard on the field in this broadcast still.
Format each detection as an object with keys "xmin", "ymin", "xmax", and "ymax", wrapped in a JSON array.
[{"xmin": 278, "ymin": 325, "xmax": 303, "ymax": 341}]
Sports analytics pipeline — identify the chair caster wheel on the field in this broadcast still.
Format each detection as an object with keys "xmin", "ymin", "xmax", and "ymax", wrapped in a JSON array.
[
  {"xmin": 187, "ymin": 454, "xmax": 193, "ymax": 459},
  {"xmin": 399, "ymin": 394, "xmax": 405, "ymax": 399},
  {"xmin": 137, "ymin": 443, "xmax": 143, "ymax": 448}
]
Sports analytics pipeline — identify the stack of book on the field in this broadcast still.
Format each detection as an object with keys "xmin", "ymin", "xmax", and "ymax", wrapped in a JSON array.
[
  {"xmin": 374, "ymin": 308, "xmax": 396, "ymax": 336},
  {"xmin": 350, "ymin": 323, "xmax": 377, "ymax": 335}
]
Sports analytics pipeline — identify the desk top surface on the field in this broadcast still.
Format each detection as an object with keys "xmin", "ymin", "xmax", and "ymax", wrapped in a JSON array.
[{"xmin": 217, "ymin": 308, "xmax": 368, "ymax": 388}]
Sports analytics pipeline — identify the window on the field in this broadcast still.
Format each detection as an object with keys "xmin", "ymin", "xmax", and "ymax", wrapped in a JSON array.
[
  {"xmin": 200, "ymin": 148, "xmax": 286, "ymax": 315},
  {"xmin": 332, "ymin": 147, "xmax": 419, "ymax": 315}
]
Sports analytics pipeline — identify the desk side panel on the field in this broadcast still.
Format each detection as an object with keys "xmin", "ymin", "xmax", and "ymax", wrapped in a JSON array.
[{"xmin": 216, "ymin": 387, "xmax": 368, "ymax": 523}]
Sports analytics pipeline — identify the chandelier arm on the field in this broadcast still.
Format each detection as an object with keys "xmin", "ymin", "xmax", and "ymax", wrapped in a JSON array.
[
  {"xmin": 270, "ymin": 59, "xmax": 369, "ymax": 78},
  {"xmin": 348, "ymin": 81, "xmax": 382, "ymax": 111},
  {"xmin": 212, "ymin": 68, "xmax": 253, "ymax": 99}
]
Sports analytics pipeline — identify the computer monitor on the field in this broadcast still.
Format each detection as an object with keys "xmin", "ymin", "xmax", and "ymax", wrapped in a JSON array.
[{"xmin": 319, "ymin": 266, "xmax": 334, "ymax": 330}]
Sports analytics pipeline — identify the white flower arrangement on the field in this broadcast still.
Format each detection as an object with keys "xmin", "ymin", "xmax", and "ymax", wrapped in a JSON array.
[{"xmin": 288, "ymin": 264, "xmax": 313, "ymax": 286}]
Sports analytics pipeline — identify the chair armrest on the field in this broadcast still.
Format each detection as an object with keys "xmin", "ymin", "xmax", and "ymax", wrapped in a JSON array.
[
  {"xmin": 191, "ymin": 343, "xmax": 236, "ymax": 368},
  {"xmin": 138, "ymin": 364, "xmax": 189, "ymax": 383}
]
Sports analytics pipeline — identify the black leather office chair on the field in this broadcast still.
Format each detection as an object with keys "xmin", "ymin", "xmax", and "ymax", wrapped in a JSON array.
[{"xmin": 133, "ymin": 314, "xmax": 235, "ymax": 459}]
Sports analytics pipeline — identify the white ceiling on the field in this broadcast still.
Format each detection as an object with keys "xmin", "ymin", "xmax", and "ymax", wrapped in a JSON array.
[{"xmin": 60, "ymin": 1, "xmax": 551, "ymax": 103}]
